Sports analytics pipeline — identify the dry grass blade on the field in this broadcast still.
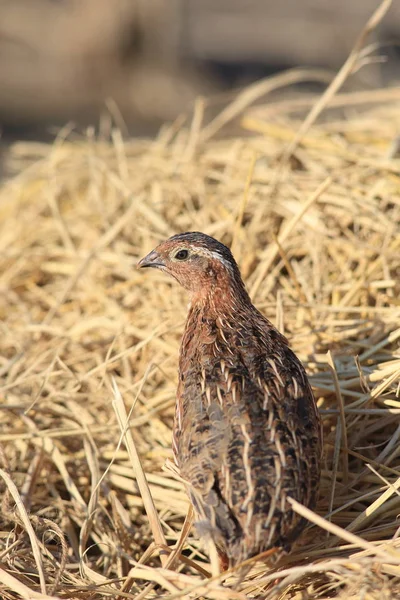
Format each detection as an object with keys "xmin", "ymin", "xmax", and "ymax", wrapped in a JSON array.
[
  {"xmin": 111, "ymin": 378, "xmax": 169, "ymax": 567},
  {"xmin": 344, "ymin": 469, "xmax": 400, "ymax": 536},
  {"xmin": 287, "ymin": 497, "xmax": 399, "ymax": 562},
  {"xmin": 281, "ymin": 0, "xmax": 393, "ymax": 160},
  {"xmin": 231, "ymin": 151, "xmax": 256, "ymax": 261},
  {"xmin": 127, "ymin": 506, "xmax": 196, "ymax": 600},
  {"xmin": 199, "ymin": 68, "xmax": 333, "ymax": 142},
  {"xmin": 250, "ymin": 176, "xmax": 332, "ymax": 299},
  {"xmin": 326, "ymin": 351, "xmax": 349, "ymax": 485},
  {"xmin": 0, "ymin": 469, "xmax": 47, "ymax": 595},
  {"xmin": 0, "ymin": 567, "xmax": 60, "ymax": 600},
  {"xmin": 42, "ymin": 195, "xmax": 140, "ymax": 325}
]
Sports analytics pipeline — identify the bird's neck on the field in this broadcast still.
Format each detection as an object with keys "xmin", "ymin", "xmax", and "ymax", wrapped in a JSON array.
[{"xmin": 189, "ymin": 276, "xmax": 253, "ymax": 321}]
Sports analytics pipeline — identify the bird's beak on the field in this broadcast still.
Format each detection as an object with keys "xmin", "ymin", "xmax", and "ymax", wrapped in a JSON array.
[{"xmin": 137, "ymin": 249, "xmax": 165, "ymax": 270}]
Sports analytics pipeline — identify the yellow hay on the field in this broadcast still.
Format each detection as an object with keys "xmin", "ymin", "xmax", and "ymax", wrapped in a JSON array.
[{"xmin": 1, "ymin": 17, "xmax": 400, "ymax": 597}]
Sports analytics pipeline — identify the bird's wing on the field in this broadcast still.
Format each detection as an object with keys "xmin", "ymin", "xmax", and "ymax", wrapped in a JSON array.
[{"xmin": 175, "ymin": 346, "xmax": 320, "ymax": 560}]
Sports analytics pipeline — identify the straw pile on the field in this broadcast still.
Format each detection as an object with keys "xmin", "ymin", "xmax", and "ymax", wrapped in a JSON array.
[{"xmin": 1, "ymin": 71, "xmax": 400, "ymax": 600}]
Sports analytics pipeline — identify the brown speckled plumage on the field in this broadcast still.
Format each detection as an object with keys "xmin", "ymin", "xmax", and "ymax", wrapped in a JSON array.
[{"xmin": 138, "ymin": 232, "xmax": 321, "ymax": 568}]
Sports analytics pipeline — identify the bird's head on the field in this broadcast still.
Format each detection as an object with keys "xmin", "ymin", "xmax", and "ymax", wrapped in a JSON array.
[{"xmin": 137, "ymin": 232, "xmax": 245, "ymax": 298}]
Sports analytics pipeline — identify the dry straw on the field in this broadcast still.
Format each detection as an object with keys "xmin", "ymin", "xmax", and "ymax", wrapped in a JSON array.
[{"xmin": 1, "ymin": 1, "xmax": 400, "ymax": 597}]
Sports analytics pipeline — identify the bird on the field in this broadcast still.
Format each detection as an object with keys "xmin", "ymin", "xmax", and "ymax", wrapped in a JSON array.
[{"xmin": 138, "ymin": 232, "xmax": 321, "ymax": 569}]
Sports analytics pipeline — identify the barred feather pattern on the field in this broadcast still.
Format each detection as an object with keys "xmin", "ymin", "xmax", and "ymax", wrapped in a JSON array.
[
  {"xmin": 138, "ymin": 232, "xmax": 321, "ymax": 568},
  {"xmin": 175, "ymin": 298, "xmax": 321, "ymax": 566}
]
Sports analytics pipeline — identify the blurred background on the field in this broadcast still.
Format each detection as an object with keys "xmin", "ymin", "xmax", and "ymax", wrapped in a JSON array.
[{"xmin": 0, "ymin": 0, "xmax": 399, "ymax": 142}]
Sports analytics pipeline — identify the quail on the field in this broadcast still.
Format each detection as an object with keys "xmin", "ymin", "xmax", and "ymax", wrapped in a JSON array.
[{"xmin": 138, "ymin": 232, "xmax": 321, "ymax": 568}]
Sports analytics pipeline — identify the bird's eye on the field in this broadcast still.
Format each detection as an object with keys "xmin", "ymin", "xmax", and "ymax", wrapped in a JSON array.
[{"xmin": 174, "ymin": 249, "xmax": 189, "ymax": 261}]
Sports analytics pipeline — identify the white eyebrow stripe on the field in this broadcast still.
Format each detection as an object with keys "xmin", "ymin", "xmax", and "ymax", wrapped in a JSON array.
[{"xmin": 198, "ymin": 248, "xmax": 234, "ymax": 272}]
